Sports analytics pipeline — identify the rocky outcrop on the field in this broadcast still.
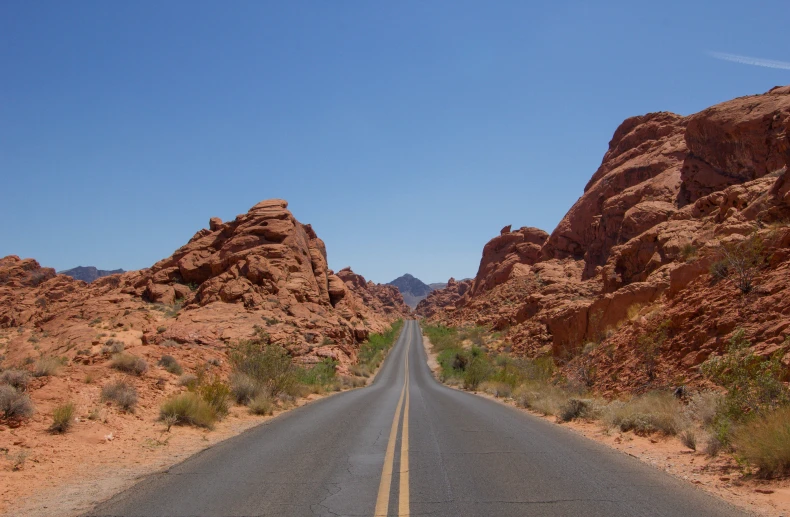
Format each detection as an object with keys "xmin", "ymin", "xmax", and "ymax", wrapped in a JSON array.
[
  {"xmin": 0, "ymin": 200, "xmax": 410, "ymax": 371},
  {"xmin": 426, "ymin": 86, "xmax": 790, "ymax": 393},
  {"xmin": 415, "ymin": 277, "xmax": 472, "ymax": 318}
]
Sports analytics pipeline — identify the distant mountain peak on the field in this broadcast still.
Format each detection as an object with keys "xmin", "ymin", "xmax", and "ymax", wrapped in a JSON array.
[
  {"xmin": 387, "ymin": 274, "xmax": 437, "ymax": 308},
  {"xmin": 58, "ymin": 266, "xmax": 125, "ymax": 283}
]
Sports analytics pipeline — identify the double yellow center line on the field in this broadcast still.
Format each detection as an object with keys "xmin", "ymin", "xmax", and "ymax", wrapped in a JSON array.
[{"xmin": 374, "ymin": 333, "xmax": 411, "ymax": 517}]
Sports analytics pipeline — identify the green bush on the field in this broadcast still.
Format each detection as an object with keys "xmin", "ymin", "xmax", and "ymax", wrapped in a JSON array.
[
  {"xmin": 198, "ymin": 378, "xmax": 231, "ymax": 417},
  {"xmin": 463, "ymin": 356, "xmax": 491, "ymax": 390},
  {"xmin": 229, "ymin": 338, "xmax": 296, "ymax": 397},
  {"xmin": 732, "ymin": 407, "xmax": 790, "ymax": 478},
  {"xmin": 358, "ymin": 320, "xmax": 403, "ymax": 368},
  {"xmin": 157, "ymin": 355, "xmax": 183, "ymax": 375},
  {"xmin": 101, "ymin": 380, "xmax": 138, "ymax": 411},
  {"xmin": 701, "ymin": 328, "xmax": 789, "ymax": 421},
  {"xmin": 160, "ymin": 392, "xmax": 217, "ymax": 429},
  {"xmin": 0, "ymin": 385, "xmax": 34, "ymax": 420},
  {"xmin": 50, "ymin": 402, "xmax": 75, "ymax": 433},
  {"xmin": 110, "ymin": 353, "xmax": 148, "ymax": 376},
  {"xmin": 296, "ymin": 359, "xmax": 337, "ymax": 386}
]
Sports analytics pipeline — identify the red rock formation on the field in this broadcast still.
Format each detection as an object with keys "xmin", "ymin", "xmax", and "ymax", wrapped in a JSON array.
[
  {"xmin": 0, "ymin": 200, "xmax": 409, "ymax": 372},
  {"xmin": 415, "ymin": 277, "xmax": 472, "ymax": 318},
  {"xmin": 425, "ymin": 86, "xmax": 790, "ymax": 393}
]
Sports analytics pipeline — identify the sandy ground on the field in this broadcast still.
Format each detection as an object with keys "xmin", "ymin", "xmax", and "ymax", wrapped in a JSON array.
[{"xmin": 422, "ymin": 334, "xmax": 790, "ymax": 517}]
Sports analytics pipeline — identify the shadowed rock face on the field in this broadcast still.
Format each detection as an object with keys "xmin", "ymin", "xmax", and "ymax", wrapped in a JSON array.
[
  {"xmin": 59, "ymin": 266, "xmax": 125, "ymax": 283},
  {"xmin": 0, "ymin": 199, "xmax": 410, "ymax": 371},
  {"xmin": 421, "ymin": 85, "xmax": 790, "ymax": 394}
]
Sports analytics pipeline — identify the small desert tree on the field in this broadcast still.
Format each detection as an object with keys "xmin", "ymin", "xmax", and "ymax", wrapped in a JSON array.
[{"xmin": 709, "ymin": 234, "xmax": 764, "ymax": 294}]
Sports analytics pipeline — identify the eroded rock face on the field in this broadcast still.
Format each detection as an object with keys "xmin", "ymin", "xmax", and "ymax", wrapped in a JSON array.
[
  {"xmin": 423, "ymin": 86, "xmax": 790, "ymax": 394},
  {"xmin": 0, "ymin": 200, "xmax": 410, "ymax": 372},
  {"xmin": 415, "ymin": 277, "xmax": 472, "ymax": 318}
]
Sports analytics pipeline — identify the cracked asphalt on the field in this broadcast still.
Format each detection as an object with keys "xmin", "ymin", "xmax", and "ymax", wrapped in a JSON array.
[{"xmin": 85, "ymin": 320, "xmax": 747, "ymax": 516}]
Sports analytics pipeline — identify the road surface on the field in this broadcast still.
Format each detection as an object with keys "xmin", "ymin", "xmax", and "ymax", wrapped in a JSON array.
[{"xmin": 87, "ymin": 320, "xmax": 746, "ymax": 516}]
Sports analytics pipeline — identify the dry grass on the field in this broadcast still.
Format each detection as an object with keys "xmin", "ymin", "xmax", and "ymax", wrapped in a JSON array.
[
  {"xmin": 101, "ymin": 379, "xmax": 138, "ymax": 411},
  {"xmin": 732, "ymin": 407, "xmax": 790, "ymax": 478},
  {"xmin": 248, "ymin": 392, "xmax": 275, "ymax": 415},
  {"xmin": 686, "ymin": 390, "xmax": 724, "ymax": 426},
  {"xmin": 603, "ymin": 392, "xmax": 687, "ymax": 436},
  {"xmin": 0, "ymin": 369, "xmax": 30, "ymax": 391},
  {"xmin": 680, "ymin": 429, "xmax": 697, "ymax": 451},
  {"xmin": 157, "ymin": 355, "xmax": 183, "ymax": 375},
  {"xmin": 110, "ymin": 353, "xmax": 148, "ymax": 376},
  {"xmin": 479, "ymin": 381, "xmax": 512, "ymax": 398},
  {"xmin": 160, "ymin": 392, "xmax": 217, "ymax": 429},
  {"xmin": 50, "ymin": 402, "xmax": 75, "ymax": 433},
  {"xmin": 33, "ymin": 356, "xmax": 63, "ymax": 377},
  {"xmin": 513, "ymin": 382, "xmax": 571, "ymax": 416},
  {"xmin": 0, "ymin": 385, "xmax": 34, "ymax": 420}
]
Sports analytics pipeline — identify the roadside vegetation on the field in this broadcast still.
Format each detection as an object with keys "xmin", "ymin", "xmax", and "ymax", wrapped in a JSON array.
[
  {"xmin": 159, "ymin": 320, "xmax": 403, "ymax": 429},
  {"xmin": 422, "ymin": 322, "xmax": 790, "ymax": 479}
]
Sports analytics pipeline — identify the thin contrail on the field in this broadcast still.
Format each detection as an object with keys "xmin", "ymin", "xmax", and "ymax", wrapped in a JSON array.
[{"xmin": 708, "ymin": 51, "xmax": 790, "ymax": 71}]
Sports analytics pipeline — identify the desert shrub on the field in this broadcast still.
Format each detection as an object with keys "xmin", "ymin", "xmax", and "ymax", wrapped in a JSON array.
[
  {"xmin": 101, "ymin": 380, "xmax": 138, "ymax": 411},
  {"xmin": 480, "ymin": 381, "xmax": 512, "ymax": 398},
  {"xmin": 732, "ymin": 407, "xmax": 790, "ymax": 478},
  {"xmin": 295, "ymin": 359, "xmax": 337, "ymax": 387},
  {"xmin": 558, "ymin": 397, "xmax": 601, "ymax": 422},
  {"xmin": 680, "ymin": 429, "xmax": 697, "ymax": 451},
  {"xmin": 110, "ymin": 353, "xmax": 148, "ymax": 376},
  {"xmin": 701, "ymin": 328, "xmax": 789, "ymax": 421},
  {"xmin": 513, "ymin": 382, "xmax": 571, "ymax": 416},
  {"xmin": 709, "ymin": 234, "xmax": 764, "ymax": 293},
  {"xmin": 357, "ymin": 320, "xmax": 403, "ymax": 368},
  {"xmin": 680, "ymin": 243, "xmax": 698, "ymax": 262},
  {"xmin": 686, "ymin": 390, "xmax": 724, "ymax": 426},
  {"xmin": 102, "ymin": 339, "xmax": 125, "ymax": 355},
  {"xmin": 177, "ymin": 373, "xmax": 198, "ymax": 390},
  {"xmin": 50, "ymin": 402, "xmax": 75, "ymax": 433},
  {"xmin": 228, "ymin": 339, "xmax": 296, "ymax": 397},
  {"xmin": 230, "ymin": 372, "xmax": 260, "ymax": 404},
  {"xmin": 159, "ymin": 392, "xmax": 217, "ymax": 429},
  {"xmin": 422, "ymin": 325, "xmax": 461, "ymax": 353},
  {"xmin": 636, "ymin": 319, "xmax": 671, "ymax": 381},
  {"xmin": 248, "ymin": 392, "xmax": 275, "ymax": 415},
  {"xmin": 0, "ymin": 385, "xmax": 34, "ymax": 419},
  {"xmin": 603, "ymin": 392, "xmax": 686, "ymax": 436},
  {"xmin": 198, "ymin": 378, "xmax": 231, "ymax": 417},
  {"xmin": 705, "ymin": 434, "xmax": 724, "ymax": 457},
  {"xmin": 459, "ymin": 326, "xmax": 486, "ymax": 347},
  {"xmin": 0, "ymin": 369, "xmax": 30, "ymax": 391},
  {"xmin": 157, "ymin": 355, "xmax": 183, "ymax": 375},
  {"xmin": 463, "ymin": 355, "xmax": 491, "ymax": 390},
  {"xmin": 33, "ymin": 356, "xmax": 63, "ymax": 377}
]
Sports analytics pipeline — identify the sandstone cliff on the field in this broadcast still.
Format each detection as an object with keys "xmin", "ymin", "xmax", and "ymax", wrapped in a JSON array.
[{"xmin": 420, "ymin": 86, "xmax": 790, "ymax": 393}]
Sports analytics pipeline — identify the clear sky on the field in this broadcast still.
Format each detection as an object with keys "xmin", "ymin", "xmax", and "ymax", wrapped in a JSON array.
[{"xmin": 2, "ymin": 1, "xmax": 789, "ymax": 284}]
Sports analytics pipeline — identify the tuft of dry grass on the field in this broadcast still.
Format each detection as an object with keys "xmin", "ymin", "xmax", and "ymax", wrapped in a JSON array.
[
  {"xmin": 33, "ymin": 356, "xmax": 63, "ymax": 377},
  {"xmin": 157, "ymin": 355, "xmax": 183, "ymax": 375},
  {"xmin": 686, "ymin": 390, "xmax": 723, "ymax": 426},
  {"xmin": 680, "ymin": 429, "xmax": 697, "ymax": 451},
  {"xmin": 732, "ymin": 407, "xmax": 790, "ymax": 478},
  {"xmin": 101, "ymin": 379, "xmax": 138, "ymax": 411},
  {"xmin": 160, "ymin": 392, "xmax": 217, "ymax": 429},
  {"xmin": 513, "ymin": 382, "xmax": 571, "ymax": 416},
  {"xmin": 480, "ymin": 381, "xmax": 512, "ymax": 398},
  {"xmin": 248, "ymin": 392, "xmax": 275, "ymax": 415},
  {"xmin": 50, "ymin": 402, "xmax": 75, "ymax": 433},
  {"xmin": 110, "ymin": 353, "xmax": 148, "ymax": 376}
]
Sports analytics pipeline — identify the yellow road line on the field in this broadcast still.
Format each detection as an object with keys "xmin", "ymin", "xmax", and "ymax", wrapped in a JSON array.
[
  {"xmin": 398, "ymin": 345, "xmax": 410, "ymax": 516},
  {"xmin": 373, "ymin": 326, "xmax": 411, "ymax": 517}
]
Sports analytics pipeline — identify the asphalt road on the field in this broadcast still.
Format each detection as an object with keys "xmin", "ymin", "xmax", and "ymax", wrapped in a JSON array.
[{"xmin": 87, "ymin": 320, "xmax": 747, "ymax": 517}]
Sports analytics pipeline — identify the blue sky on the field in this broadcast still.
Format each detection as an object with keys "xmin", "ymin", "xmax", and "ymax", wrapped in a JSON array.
[{"xmin": 1, "ymin": 1, "xmax": 789, "ymax": 284}]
